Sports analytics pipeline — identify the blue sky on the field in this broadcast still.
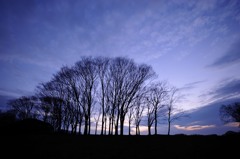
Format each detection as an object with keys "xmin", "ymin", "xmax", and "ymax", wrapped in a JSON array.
[{"xmin": 0, "ymin": 0, "xmax": 240, "ymax": 135}]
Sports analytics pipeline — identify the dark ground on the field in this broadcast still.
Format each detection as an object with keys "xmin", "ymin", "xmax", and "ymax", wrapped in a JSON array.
[{"xmin": 1, "ymin": 132, "xmax": 239, "ymax": 159}]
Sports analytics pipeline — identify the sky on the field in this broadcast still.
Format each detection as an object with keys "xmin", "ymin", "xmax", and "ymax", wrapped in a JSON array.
[{"xmin": 0, "ymin": 0, "xmax": 240, "ymax": 135}]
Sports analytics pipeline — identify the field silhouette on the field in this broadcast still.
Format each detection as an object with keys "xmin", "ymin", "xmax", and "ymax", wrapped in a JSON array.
[{"xmin": 1, "ymin": 128, "xmax": 239, "ymax": 159}]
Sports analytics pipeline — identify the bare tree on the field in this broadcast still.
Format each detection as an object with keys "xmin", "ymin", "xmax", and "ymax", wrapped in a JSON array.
[
  {"xmin": 146, "ymin": 98, "xmax": 154, "ymax": 135},
  {"xmin": 93, "ymin": 107, "xmax": 101, "ymax": 135},
  {"xmin": 57, "ymin": 66, "xmax": 85, "ymax": 134},
  {"xmin": 133, "ymin": 88, "xmax": 146, "ymax": 135},
  {"xmin": 38, "ymin": 96, "xmax": 52, "ymax": 123},
  {"xmin": 75, "ymin": 57, "xmax": 98, "ymax": 135},
  {"xmin": 30, "ymin": 56, "xmax": 177, "ymax": 136},
  {"xmin": 95, "ymin": 57, "xmax": 110, "ymax": 135},
  {"xmin": 8, "ymin": 96, "xmax": 36, "ymax": 120},
  {"xmin": 36, "ymin": 73, "xmax": 67, "ymax": 132},
  {"xmin": 127, "ymin": 104, "xmax": 135, "ymax": 135},
  {"xmin": 107, "ymin": 57, "xmax": 155, "ymax": 135},
  {"xmin": 146, "ymin": 82, "xmax": 168, "ymax": 135},
  {"xmin": 166, "ymin": 87, "xmax": 186, "ymax": 135}
]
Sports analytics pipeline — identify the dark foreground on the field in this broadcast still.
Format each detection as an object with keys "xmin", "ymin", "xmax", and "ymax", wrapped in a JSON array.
[{"xmin": 1, "ymin": 133, "xmax": 239, "ymax": 159}]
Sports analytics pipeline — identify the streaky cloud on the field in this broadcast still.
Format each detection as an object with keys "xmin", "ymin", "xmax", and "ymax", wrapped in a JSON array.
[
  {"xmin": 172, "ymin": 97, "xmax": 240, "ymax": 134},
  {"xmin": 180, "ymin": 80, "xmax": 206, "ymax": 90},
  {"xmin": 209, "ymin": 78, "xmax": 240, "ymax": 101},
  {"xmin": 0, "ymin": 87, "xmax": 33, "ymax": 98},
  {"xmin": 199, "ymin": 78, "xmax": 240, "ymax": 104},
  {"xmin": 208, "ymin": 39, "xmax": 240, "ymax": 68},
  {"xmin": 0, "ymin": 95, "xmax": 15, "ymax": 111}
]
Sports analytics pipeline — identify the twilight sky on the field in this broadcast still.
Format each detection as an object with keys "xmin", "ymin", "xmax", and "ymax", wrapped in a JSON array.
[{"xmin": 0, "ymin": 0, "xmax": 240, "ymax": 135}]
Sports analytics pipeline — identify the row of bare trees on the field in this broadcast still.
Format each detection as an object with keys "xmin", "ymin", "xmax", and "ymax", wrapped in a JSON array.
[{"xmin": 8, "ymin": 56, "xmax": 185, "ymax": 135}]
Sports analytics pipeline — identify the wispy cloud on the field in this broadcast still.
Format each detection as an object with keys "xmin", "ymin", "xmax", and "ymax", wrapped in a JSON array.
[
  {"xmin": 180, "ymin": 80, "xmax": 206, "ymax": 91},
  {"xmin": 202, "ymin": 78, "xmax": 240, "ymax": 103},
  {"xmin": 174, "ymin": 124, "xmax": 215, "ymax": 131},
  {"xmin": 0, "ymin": 87, "xmax": 33, "ymax": 98},
  {"xmin": 208, "ymin": 39, "xmax": 240, "ymax": 68},
  {"xmin": 1, "ymin": 0, "xmax": 239, "ymax": 65},
  {"xmin": 0, "ymin": 95, "xmax": 15, "ymax": 110},
  {"xmin": 171, "ymin": 96, "xmax": 240, "ymax": 134},
  {"xmin": 224, "ymin": 122, "xmax": 239, "ymax": 127}
]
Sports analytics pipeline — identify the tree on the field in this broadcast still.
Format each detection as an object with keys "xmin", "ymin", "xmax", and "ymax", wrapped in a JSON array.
[
  {"xmin": 93, "ymin": 107, "xmax": 101, "ymax": 135},
  {"xmin": 133, "ymin": 88, "xmax": 146, "ymax": 135},
  {"xmin": 146, "ymin": 82, "xmax": 168, "ymax": 135},
  {"xmin": 56, "ymin": 66, "xmax": 84, "ymax": 134},
  {"xmin": 220, "ymin": 102, "xmax": 240, "ymax": 127},
  {"xmin": 165, "ymin": 87, "xmax": 186, "ymax": 135},
  {"xmin": 7, "ymin": 96, "xmax": 36, "ymax": 120},
  {"xmin": 75, "ymin": 57, "xmax": 98, "ymax": 135},
  {"xmin": 13, "ymin": 56, "xmax": 181, "ymax": 135},
  {"xmin": 36, "ymin": 79, "xmax": 66, "ymax": 132},
  {"xmin": 127, "ymin": 104, "xmax": 134, "ymax": 135},
  {"xmin": 107, "ymin": 57, "xmax": 155, "ymax": 135},
  {"xmin": 95, "ymin": 57, "xmax": 110, "ymax": 135}
]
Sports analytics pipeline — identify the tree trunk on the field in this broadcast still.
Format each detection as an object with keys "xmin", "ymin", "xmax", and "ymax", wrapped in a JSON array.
[
  {"xmin": 78, "ymin": 119, "xmax": 82, "ymax": 135},
  {"xmin": 104, "ymin": 117, "xmax": 107, "ymax": 135},
  {"xmin": 129, "ymin": 120, "xmax": 131, "ymax": 135},
  {"xmin": 115, "ymin": 114, "xmax": 119, "ymax": 135},
  {"xmin": 95, "ymin": 120, "xmax": 98, "ymax": 135},
  {"xmin": 168, "ymin": 120, "xmax": 170, "ymax": 135},
  {"xmin": 101, "ymin": 113, "xmax": 104, "ymax": 135},
  {"xmin": 148, "ymin": 125, "xmax": 151, "ymax": 135},
  {"xmin": 154, "ymin": 109, "xmax": 157, "ymax": 135},
  {"xmin": 84, "ymin": 116, "xmax": 88, "ymax": 135},
  {"xmin": 120, "ymin": 118, "xmax": 124, "ymax": 135},
  {"xmin": 138, "ymin": 126, "xmax": 140, "ymax": 135}
]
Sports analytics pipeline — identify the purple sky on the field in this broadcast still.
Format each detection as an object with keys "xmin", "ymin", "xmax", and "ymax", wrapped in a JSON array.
[{"xmin": 0, "ymin": 0, "xmax": 240, "ymax": 135}]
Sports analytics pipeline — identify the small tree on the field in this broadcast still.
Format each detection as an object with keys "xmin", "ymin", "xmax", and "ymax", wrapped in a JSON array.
[
  {"xmin": 219, "ymin": 102, "xmax": 240, "ymax": 127},
  {"xmin": 166, "ymin": 87, "xmax": 186, "ymax": 135},
  {"xmin": 146, "ymin": 82, "xmax": 168, "ymax": 135}
]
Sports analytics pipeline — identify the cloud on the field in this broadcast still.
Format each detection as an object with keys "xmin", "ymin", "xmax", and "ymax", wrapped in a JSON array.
[
  {"xmin": 174, "ymin": 124, "xmax": 215, "ymax": 131},
  {"xmin": 0, "ymin": 95, "xmax": 15, "ymax": 111},
  {"xmin": 195, "ymin": 0, "xmax": 217, "ymax": 11},
  {"xmin": 224, "ymin": 122, "xmax": 239, "ymax": 127},
  {"xmin": 208, "ymin": 78, "xmax": 240, "ymax": 102},
  {"xmin": 0, "ymin": 87, "xmax": 33, "ymax": 98},
  {"xmin": 171, "ymin": 97, "xmax": 240, "ymax": 134},
  {"xmin": 178, "ymin": 97, "xmax": 240, "ymax": 125},
  {"xmin": 180, "ymin": 80, "xmax": 206, "ymax": 91},
  {"xmin": 209, "ymin": 39, "xmax": 240, "ymax": 68},
  {"xmin": 1, "ymin": 0, "xmax": 239, "ymax": 66}
]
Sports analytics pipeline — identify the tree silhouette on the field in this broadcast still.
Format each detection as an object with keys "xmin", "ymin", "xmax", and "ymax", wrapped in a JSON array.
[
  {"xmin": 165, "ymin": 87, "xmax": 186, "ymax": 135},
  {"xmin": 7, "ymin": 96, "xmax": 36, "ymax": 120},
  {"xmin": 7, "ymin": 56, "xmax": 184, "ymax": 135},
  {"xmin": 220, "ymin": 102, "xmax": 240, "ymax": 127},
  {"xmin": 75, "ymin": 57, "xmax": 98, "ymax": 135},
  {"xmin": 133, "ymin": 88, "xmax": 146, "ymax": 135},
  {"xmin": 146, "ymin": 82, "xmax": 168, "ymax": 135},
  {"xmin": 95, "ymin": 57, "xmax": 110, "ymax": 135}
]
